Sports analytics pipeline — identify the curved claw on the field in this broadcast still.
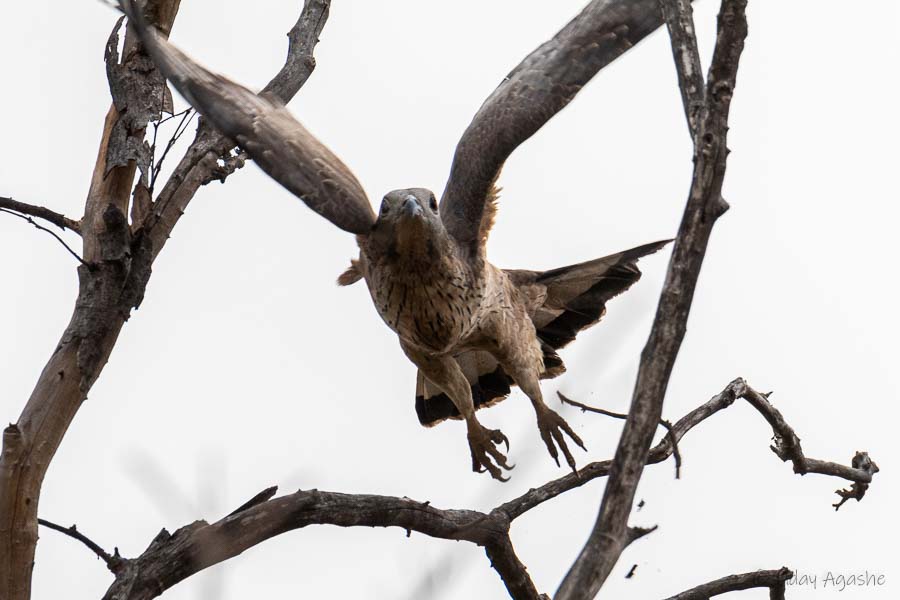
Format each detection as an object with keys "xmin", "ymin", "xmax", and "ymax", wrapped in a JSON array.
[
  {"xmin": 467, "ymin": 423, "xmax": 513, "ymax": 482},
  {"xmin": 491, "ymin": 429, "xmax": 510, "ymax": 452},
  {"xmin": 537, "ymin": 408, "xmax": 586, "ymax": 472}
]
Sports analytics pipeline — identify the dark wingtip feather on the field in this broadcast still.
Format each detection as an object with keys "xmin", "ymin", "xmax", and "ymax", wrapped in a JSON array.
[{"xmin": 536, "ymin": 239, "xmax": 671, "ymax": 350}]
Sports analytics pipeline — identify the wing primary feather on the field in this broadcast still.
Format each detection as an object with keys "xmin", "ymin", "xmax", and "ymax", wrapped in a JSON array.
[
  {"xmin": 440, "ymin": 0, "xmax": 669, "ymax": 249},
  {"xmin": 118, "ymin": 0, "xmax": 376, "ymax": 235}
]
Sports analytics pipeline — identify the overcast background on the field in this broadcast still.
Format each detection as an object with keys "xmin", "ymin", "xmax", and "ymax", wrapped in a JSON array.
[{"xmin": 1, "ymin": 1, "xmax": 898, "ymax": 598}]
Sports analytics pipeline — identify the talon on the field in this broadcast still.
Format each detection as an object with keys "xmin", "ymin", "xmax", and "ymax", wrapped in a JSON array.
[
  {"xmin": 536, "ymin": 408, "xmax": 583, "ymax": 471},
  {"xmin": 559, "ymin": 419, "xmax": 587, "ymax": 451},
  {"xmin": 467, "ymin": 422, "xmax": 513, "ymax": 481}
]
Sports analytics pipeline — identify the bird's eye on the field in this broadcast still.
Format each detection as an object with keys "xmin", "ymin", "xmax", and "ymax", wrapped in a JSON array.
[
  {"xmin": 429, "ymin": 195, "xmax": 438, "ymax": 212},
  {"xmin": 380, "ymin": 201, "xmax": 390, "ymax": 215}
]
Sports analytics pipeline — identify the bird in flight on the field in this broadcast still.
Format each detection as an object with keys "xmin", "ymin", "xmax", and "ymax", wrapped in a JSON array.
[{"xmin": 121, "ymin": 0, "xmax": 669, "ymax": 480}]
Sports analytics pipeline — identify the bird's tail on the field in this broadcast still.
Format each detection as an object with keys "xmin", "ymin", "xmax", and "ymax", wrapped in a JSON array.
[
  {"xmin": 528, "ymin": 239, "xmax": 671, "ymax": 366},
  {"xmin": 414, "ymin": 240, "xmax": 670, "ymax": 427}
]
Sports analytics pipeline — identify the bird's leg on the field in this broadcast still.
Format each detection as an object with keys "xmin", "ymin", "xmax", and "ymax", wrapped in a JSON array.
[
  {"xmin": 401, "ymin": 342, "xmax": 513, "ymax": 481},
  {"xmin": 518, "ymin": 377, "xmax": 586, "ymax": 472}
]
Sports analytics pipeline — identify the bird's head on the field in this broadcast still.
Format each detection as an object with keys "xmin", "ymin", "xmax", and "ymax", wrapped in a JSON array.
[{"xmin": 366, "ymin": 187, "xmax": 450, "ymax": 264}]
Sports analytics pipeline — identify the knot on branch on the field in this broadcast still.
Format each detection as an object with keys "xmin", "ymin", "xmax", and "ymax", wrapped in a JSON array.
[
  {"xmin": 770, "ymin": 429, "xmax": 805, "ymax": 472},
  {"xmin": 833, "ymin": 451, "xmax": 880, "ymax": 511},
  {"xmin": 98, "ymin": 204, "xmax": 131, "ymax": 263},
  {"xmin": 723, "ymin": 377, "xmax": 747, "ymax": 404},
  {"xmin": 1, "ymin": 424, "xmax": 24, "ymax": 467},
  {"xmin": 202, "ymin": 149, "xmax": 248, "ymax": 186},
  {"xmin": 709, "ymin": 80, "xmax": 734, "ymax": 106}
]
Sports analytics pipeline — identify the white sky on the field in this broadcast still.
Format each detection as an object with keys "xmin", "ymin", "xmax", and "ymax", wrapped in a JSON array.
[{"xmin": 1, "ymin": 1, "xmax": 898, "ymax": 598}]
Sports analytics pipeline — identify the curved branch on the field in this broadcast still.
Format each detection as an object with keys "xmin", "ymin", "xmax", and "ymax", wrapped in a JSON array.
[
  {"xmin": 102, "ymin": 489, "xmax": 541, "ymax": 600},
  {"xmin": 662, "ymin": 567, "xmax": 793, "ymax": 600},
  {"xmin": 500, "ymin": 378, "xmax": 876, "ymax": 520},
  {"xmin": 37, "ymin": 519, "xmax": 123, "ymax": 573},
  {"xmin": 144, "ymin": 0, "xmax": 332, "ymax": 258}
]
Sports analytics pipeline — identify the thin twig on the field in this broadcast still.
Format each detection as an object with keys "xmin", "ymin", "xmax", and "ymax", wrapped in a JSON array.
[
  {"xmin": 227, "ymin": 485, "xmax": 278, "ymax": 517},
  {"xmin": 0, "ymin": 208, "xmax": 89, "ymax": 267},
  {"xmin": 149, "ymin": 108, "xmax": 195, "ymax": 195},
  {"xmin": 0, "ymin": 196, "xmax": 81, "ymax": 233},
  {"xmin": 37, "ymin": 518, "xmax": 120, "ymax": 571},
  {"xmin": 558, "ymin": 392, "xmax": 683, "ymax": 478}
]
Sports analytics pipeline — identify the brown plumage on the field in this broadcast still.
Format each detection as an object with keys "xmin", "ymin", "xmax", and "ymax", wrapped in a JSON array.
[
  {"xmin": 415, "ymin": 240, "xmax": 670, "ymax": 427},
  {"xmin": 122, "ymin": 0, "xmax": 671, "ymax": 480}
]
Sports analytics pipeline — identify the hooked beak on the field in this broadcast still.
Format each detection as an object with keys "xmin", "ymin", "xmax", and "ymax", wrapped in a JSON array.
[{"xmin": 401, "ymin": 195, "xmax": 423, "ymax": 219}]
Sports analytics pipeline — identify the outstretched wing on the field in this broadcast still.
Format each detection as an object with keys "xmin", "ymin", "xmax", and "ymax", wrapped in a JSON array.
[
  {"xmin": 120, "ymin": 0, "xmax": 375, "ymax": 235},
  {"xmin": 439, "ymin": 0, "xmax": 666, "ymax": 248}
]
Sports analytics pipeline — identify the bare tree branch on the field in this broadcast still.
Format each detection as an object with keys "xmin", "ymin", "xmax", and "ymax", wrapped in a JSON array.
[
  {"xmin": 0, "ymin": 196, "xmax": 81, "ymax": 233},
  {"xmin": 0, "ymin": 3, "xmax": 330, "ymax": 598},
  {"xmin": 0, "ymin": 4, "xmax": 182, "ymax": 596},
  {"xmin": 658, "ymin": 0, "xmax": 706, "ymax": 135},
  {"xmin": 662, "ymin": 567, "xmax": 793, "ymax": 600},
  {"xmin": 143, "ymin": 0, "xmax": 332, "ymax": 259},
  {"xmin": 261, "ymin": 0, "xmax": 330, "ymax": 101},
  {"xmin": 832, "ymin": 451, "xmax": 879, "ymax": 510},
  {"xmin": 739, "ymin": 386, "xmax": 879, "ymax": 503},
  {"xmin": 484, "ymin": 534, "xmax": 545, "ymax": 600},
  {"xmin": 226, "ymin": 485, "xmax": 278, "ymax": 517},
  {"xmin": 501, "ymin": 378, "xmax": 876, "ymax": 520},
  {"xmin": 558, "ymin": 392, "xmax": 682, "ymax": 478},
  {"xmin": 102, "ymin": 490, "xmax": 539, "ymax": 600},
  {"xmin": 96, "ymin": 376, "xmax": 872, "ymax": 598},
  {"xmin": 555, "ymin": 2, "xmax": 748, "ymax": 596},
  {"xmin": 37, "ymin": 519, "xmax": 123, "ymax": 573}
]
